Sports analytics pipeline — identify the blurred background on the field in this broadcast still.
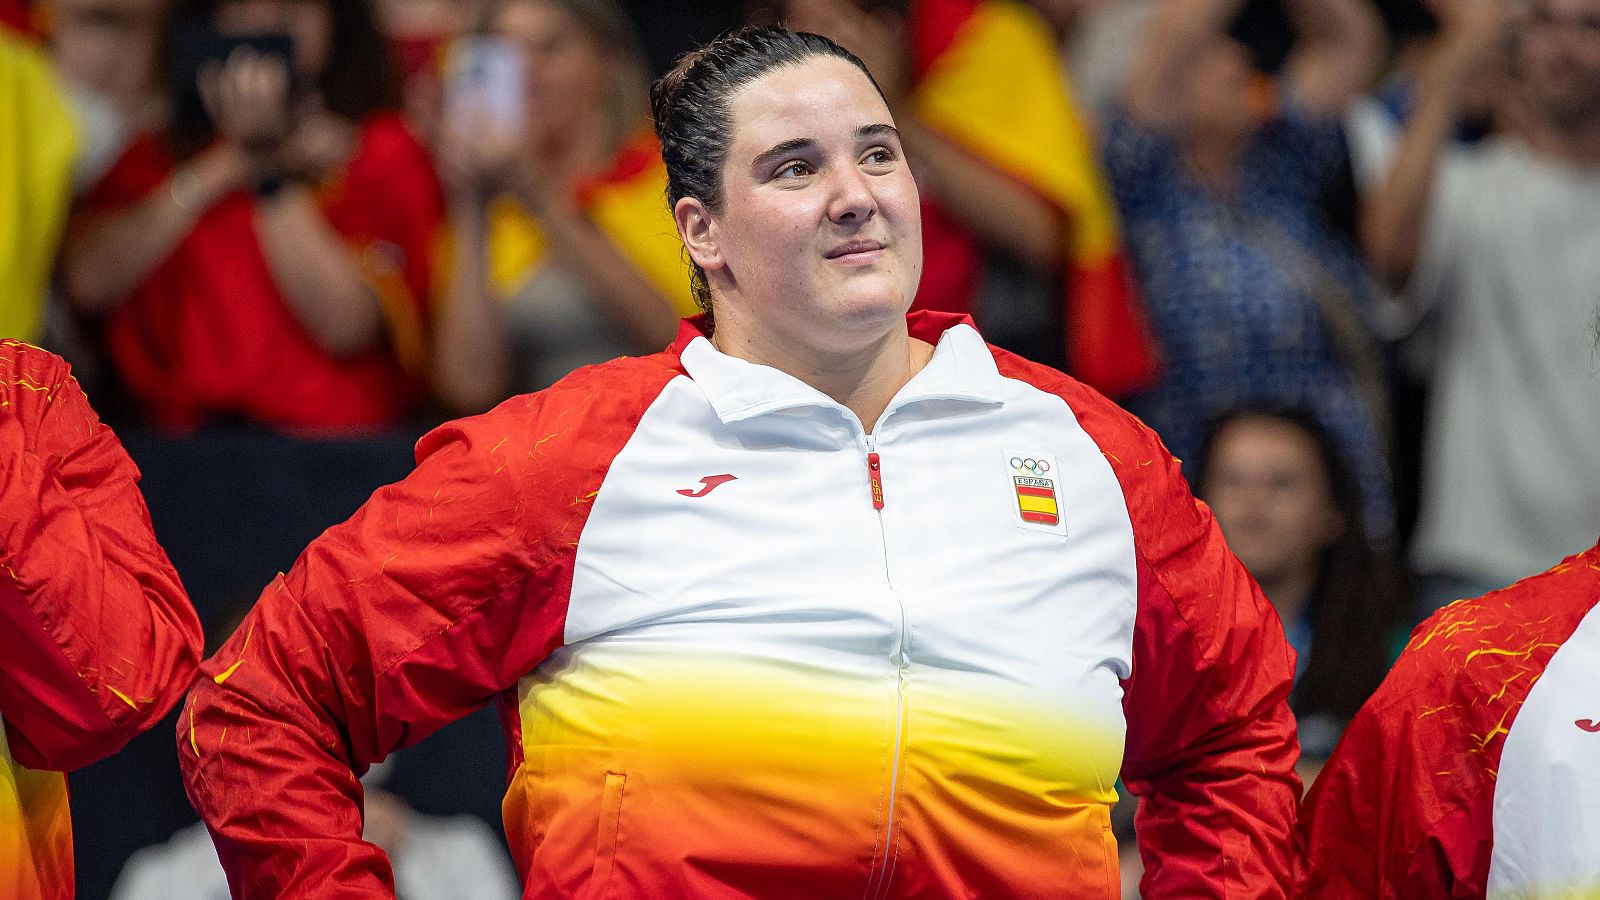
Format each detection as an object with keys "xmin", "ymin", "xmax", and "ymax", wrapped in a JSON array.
[{"xmin": 4, "ymin": 0, "xmax": 1599, "ymax": 895}]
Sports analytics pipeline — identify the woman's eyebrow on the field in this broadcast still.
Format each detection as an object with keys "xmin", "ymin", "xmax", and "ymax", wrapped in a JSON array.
[
  {"xmin": 750, "ymin": 138, "xmax": 816, "ymax": 173},
  {"xmin": 857, "ymin": 123, "xmax": 901, "ymax": 142}
]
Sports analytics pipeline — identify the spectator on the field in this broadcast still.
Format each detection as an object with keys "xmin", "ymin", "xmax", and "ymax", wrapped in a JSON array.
[
  {"xmin": 773, "ymin": 0, "xmax": 1156, "ymax": 394},
  {"xmin": 0, "ymin": 339, "xmax": 203, "ymax": 899},
  {"xmin": 111, "ymin": 760, "xmax": 519, "ymax": 900},
  {"xmin": 1196, "ymin": 408, "xmax": 1407, "ymax": 779},
  {"xmin": 59, "ymin": 0, "xmax": 443, "ymax": 433},
  {"xmin": 1361, "ymin": 0, "xmax": 1600, "ymax": 610},
  {"xmin": 431, "ymin": 0, "xmax": 693, "ymax": 413},
  {"xmin": 1104, "ymin": 0, "xmax": 1396, "ymax": 537},
  {"xmin": 0, "ymin": 24, "xmax": 76, "ymax": 341},
  {"xmin": 46, "ymin": 0, "xmax": 170, "ymax": 186}
]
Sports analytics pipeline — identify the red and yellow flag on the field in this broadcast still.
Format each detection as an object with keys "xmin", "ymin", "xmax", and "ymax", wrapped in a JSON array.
[{"xmin": 908, "ymin": 0, "xmax": 1158, "ymax": 396}]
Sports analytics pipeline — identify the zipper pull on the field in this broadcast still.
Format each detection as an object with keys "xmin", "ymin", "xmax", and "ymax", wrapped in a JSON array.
[{"xmin": 867, "ymin": 452, "xmax": 885, "ymax": 510}]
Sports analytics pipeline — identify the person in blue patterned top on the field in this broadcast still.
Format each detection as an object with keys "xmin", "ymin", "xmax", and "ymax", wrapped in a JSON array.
[{"xmin": 1101, "ymin": 0, "xmax": 1395, "ymax": 537}]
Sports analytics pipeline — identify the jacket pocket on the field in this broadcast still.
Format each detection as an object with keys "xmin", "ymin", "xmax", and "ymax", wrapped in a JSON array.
[{"xmin": 591, "ymin": 771, "xmax": 627, "ymax": 896}]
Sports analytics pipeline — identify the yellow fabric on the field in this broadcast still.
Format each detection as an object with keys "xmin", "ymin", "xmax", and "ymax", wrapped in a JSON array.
[
  {"xmin": 912, "ymin": 0, "xmax": 1121, "ymax": 261},
  {"xmin": 476, "ymin": 158, "xmax": 696, "ymax": 318},
  {"xmin": 0, "ymin": 31, "xmax": 80, "ymax": 341}
]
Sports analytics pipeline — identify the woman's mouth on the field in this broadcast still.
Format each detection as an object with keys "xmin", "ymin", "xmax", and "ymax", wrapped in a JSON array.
[{"xmin": 825, "ymin": 239, "xmax": 887, "ymax": 263}]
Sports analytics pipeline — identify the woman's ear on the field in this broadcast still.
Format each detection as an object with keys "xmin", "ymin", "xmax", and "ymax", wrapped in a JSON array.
[{"xmin": 675, "ymin": 197, "xmax": 724, "ymax": 274}]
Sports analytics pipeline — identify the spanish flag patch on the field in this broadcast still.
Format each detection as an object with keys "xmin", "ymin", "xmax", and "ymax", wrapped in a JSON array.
[{"xmin": 1014, "ymin": 476, "xmax": 1059, "ymax": 526}]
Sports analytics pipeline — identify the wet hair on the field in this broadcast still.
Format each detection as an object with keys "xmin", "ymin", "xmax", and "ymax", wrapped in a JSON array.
[
  {"xmin": 162, "ymin": 0, "xmax": 400, "ymax": 161},
  {"xmin": 1195, "ymin": 408, "xmax": 1408, "ymax": 735},
  {"xmin": 650, "ymin": 25, "xmax": 883, "ymax": 312}
]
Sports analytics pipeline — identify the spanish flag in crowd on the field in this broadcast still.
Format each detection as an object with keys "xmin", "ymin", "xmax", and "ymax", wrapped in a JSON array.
[
  {"xmin": 908, "ymin": 0, "xmax": 1158, "ymax": 396},
  {"xmin": 462, "ymin": 130, "xmax": 699, "ymax": 322}
]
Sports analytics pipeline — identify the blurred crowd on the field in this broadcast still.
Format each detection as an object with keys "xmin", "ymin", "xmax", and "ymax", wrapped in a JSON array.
[{"xmin": 3, "ymin": 0, "xmax": 1599, "ymax": 896}]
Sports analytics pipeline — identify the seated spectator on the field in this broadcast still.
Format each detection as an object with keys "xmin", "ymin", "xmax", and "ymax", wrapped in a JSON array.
[
  {"xmin": 59, "ymin": 0, "xmax": 443, "ymax": 433},
  {"xmin": 1360, "ymin": 0, "xmax": 1600, "ymax": 611},
  {"xmin": 1196, "ymin": 408, "xmax": 1407, "ymax": 779},
  {"xmin": 773, "ymin": 0, "xmax": 1156, "ymax": 394},
  {"xmin": 110, "ymin": 760, "xmax": 520, "ymax": 900},
  {"xmin": 431, "ymin": 0, "xmax": 694, "ymax": 412},
  {"xmin": 1105, "ymin": 0, "xmax": 1396, "ymax": 538}
]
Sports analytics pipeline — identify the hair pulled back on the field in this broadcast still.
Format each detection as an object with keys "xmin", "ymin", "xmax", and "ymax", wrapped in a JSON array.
[{"xmin": 651, "ymin": 25, "xmax": 884, "ymax": 312}]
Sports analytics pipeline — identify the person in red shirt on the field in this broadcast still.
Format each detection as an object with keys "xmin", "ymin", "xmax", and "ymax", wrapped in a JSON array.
[
  {"xmin": 0, "ymin": 339, "xmax": 203, "ymax": 899},
  {"xmin": 60, "ymin": 0, "xmax": 443, "ymax": 433}
]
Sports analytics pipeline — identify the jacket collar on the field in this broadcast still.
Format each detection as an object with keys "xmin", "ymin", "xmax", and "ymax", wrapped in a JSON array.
[{"xmin": 674, "ymin": 310, "xmax": 1006, "ymax": 426}]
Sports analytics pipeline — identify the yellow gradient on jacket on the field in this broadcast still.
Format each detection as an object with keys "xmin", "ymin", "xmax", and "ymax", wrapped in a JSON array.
[
  {"xmin": 0, "ymin": 727, "xmax": 72, "ymax": 900},
  {"xmin": 505, "ymin": 647, "xmax": 1124, "ymax": 897}
]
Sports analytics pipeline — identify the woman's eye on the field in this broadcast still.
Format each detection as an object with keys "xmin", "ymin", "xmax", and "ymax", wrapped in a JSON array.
[{"xmin": 863, "ymin": 148, "xmax": 896, "ymax": 166}]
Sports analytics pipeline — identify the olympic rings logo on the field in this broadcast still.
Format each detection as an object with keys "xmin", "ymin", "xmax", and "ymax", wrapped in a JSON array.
[{"xmin": 1010, "ymin": 457, "xmax": 1051, "ymax": 474}]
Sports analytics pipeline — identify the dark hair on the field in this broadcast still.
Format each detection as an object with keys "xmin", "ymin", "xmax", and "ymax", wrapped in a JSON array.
[
  {"xmin": 162, "ymin": 0, "xmax": 400, "ymax": 161},
  {"xmin": 1195, "ymin": 408, "xmax": 1408, "ymax": 731},
  {"xmin": 650, "ymin": 25, "xmax": 883, "ymax": 312}
]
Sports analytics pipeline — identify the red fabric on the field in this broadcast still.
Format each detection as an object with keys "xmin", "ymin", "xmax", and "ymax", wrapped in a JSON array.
[
  {"xmin": 0, "ymin": 340, "xmax": 202, "ymax": 772},
  {"xmin": 81, "ymin": 113, "xmax": 443, "ymax": 434},
  {"xmin": 992, "ymin": 345, "xmax": 1301, "ymax": 898},
  {"xmin": 177, "ymin": 353, "xmax": 682, "ymax": 898},
  {"xmin": 1298, "ymin": 542, "xmax": 1600, "ymax": 898},
  {"xmin": 1067, "ymin": 253, "xmax": 1158, "ymax": 398}
]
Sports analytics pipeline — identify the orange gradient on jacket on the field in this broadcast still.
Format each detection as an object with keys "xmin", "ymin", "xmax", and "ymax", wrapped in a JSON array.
[
  {"xmin": 503, "ymin": 648, "xmax": 1123, "ymax": 898},
  {"xmin": 0, "ymin": 730, "xmax": 72, "ymax": 900}
]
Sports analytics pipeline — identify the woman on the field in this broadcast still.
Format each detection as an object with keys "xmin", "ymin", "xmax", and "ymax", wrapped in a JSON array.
[
  {"xmin": 1105, "ymin": 0, "xmax": 1396, "ymax": 537},
  {"xmin": 60, "ymin": 0, "xmax": 441, "ymax": 433},
  {"xmin": 180, "ymin": 27, "xmax": 1299, "ymax": 898},
  {"xmin": 1197, "ymin": 408, "xmax": 1407, "ymax": 775},
  {"xmin": 431, "ymin": 0, "xmax": 694, "ymax": 412}
]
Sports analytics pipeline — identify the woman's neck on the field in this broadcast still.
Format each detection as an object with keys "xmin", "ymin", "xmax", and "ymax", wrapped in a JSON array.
[{"xmin": 710, "ymin": 311, "xmax": 934, "ymax": 434}]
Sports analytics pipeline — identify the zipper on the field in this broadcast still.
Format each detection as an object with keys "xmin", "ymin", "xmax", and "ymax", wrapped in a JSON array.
[{"xmin": 861, "ymin": 431, "xmax": 909, "ymax": 900}]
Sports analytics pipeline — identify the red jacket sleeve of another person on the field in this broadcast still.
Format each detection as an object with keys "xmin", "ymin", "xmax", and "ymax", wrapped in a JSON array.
[
  {"xmin": 177, "ymin": 356, "xmax": 679, "ymax": 898},
  {"xmin": 1046, "ymin": 366, "xmax": 1301, "ymax": 897},
  {"xmin": 0, "ymin": 340, "xmax": 201, "ymax": 770}
]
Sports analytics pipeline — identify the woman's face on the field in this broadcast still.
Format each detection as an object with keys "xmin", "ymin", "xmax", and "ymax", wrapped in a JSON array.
[
  {"xmin": 688, "ymin": 55, "xmax": 922, "ymax": 357},
  {"xmin": 493, "ymin": 0, "xmax": 607, "ymax": 139},
  {"xmin": 213, "ymin": 0, "xmax": 332, "ymax": 77},
  {"xmin": 1202, "ymin": 417, "xmax": 1344, "ymax": 589}
]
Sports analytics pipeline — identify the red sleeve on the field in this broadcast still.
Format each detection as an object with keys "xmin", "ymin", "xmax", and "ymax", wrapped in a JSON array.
[
  {"xmin": 1296, "ymin": 696, "xmax": 1463, "ymax": 899},
  {"xmin": 992, "ymin": 350, "xmax": 1301, "ymax": 897},
  {"xmin": 1296, "ymin": 551, "xmax": 1600, "ymax": 899},
  {"xmin": 0, "ymin": 340, "xmax": 201, "ymax": 771},
  {"xmin": 1113, "ymin": 427, "xmax": 1300, "ymax": 897},
  {"xmin": 177, "ymin": 357, "xmax": 678, "ymax": 898}
]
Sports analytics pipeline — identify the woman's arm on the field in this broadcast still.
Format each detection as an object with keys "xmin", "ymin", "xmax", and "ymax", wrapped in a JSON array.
[
  {"xmin": 432, "ymin": 196, "xmax": 515, "ymax": 415},
  {"xmin": 252, "ymin": 185, "xmax": 387, "ymax": 358},
  {"xmin": 897, "ymin": 116, "xmax": 1068, "ymax": 274},
  {"xmin": 1280, "ymin": 0, "xmax": 1385, "ymax": 118},
  {"xmin": 1360, "ymin": 0, "xmax": 1510, "ymax": 287},
  {"xmin": 59, "ymin": 143, "xmax": 248, "ymax": 315}
]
